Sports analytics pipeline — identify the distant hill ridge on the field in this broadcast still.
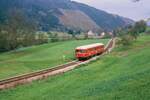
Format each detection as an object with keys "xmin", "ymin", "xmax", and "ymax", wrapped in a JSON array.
[{"xmin": 0, "ymin": 0, "xmax": 134, "ymax": 32}]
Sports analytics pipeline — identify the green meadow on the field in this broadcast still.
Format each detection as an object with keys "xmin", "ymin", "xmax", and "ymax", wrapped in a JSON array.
[
  {"xmin": 0, "ymin": 35, "xmax": 149, "ymax": 100},
  {"xmin": 0, "ymin": 39, "xmax": 108, "ymax": 80}
]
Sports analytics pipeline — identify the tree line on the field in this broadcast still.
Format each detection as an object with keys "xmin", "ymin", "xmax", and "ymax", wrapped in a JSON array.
[
  {"xmin": 0, "ymin": 9, "xmax": 48, "ymax": 52},
  {"xmin": 113, "ymin": 20, "xmax": 147, "ymax": 46}
]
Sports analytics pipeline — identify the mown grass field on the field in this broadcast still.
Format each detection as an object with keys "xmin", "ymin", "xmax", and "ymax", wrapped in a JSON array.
[
  {"xmin": 0, "ymin": 35, "xmax": 149, "ymax": 100},
  {"xmin": 0, "ymin": 39, "xmax": 108, "ymax": 80}
]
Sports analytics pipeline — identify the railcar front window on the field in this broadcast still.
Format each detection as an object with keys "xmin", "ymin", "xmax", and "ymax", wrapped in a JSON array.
[
  {"xmin": 80, "ymin": 50, "xmax": 86, "ymax": 53},
  {"xmin": 76, "ymin": 50, "xmax": 86, "ymax": 53}
]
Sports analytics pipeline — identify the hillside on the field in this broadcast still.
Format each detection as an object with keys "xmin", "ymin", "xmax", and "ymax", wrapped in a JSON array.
[
  {"xmin": 0, "ymin": 0, "xmax": 134, "ymax": 32},
  {"xmin": 59, "ymin": 9, "xmax": 100, "ymax": 32},
  {"xmin": 0, "ymin": 39, "xmax": 108, "ymax": 80},
  {"xmin": 0, "ymin": 35, "xmax": 149, "ymax": 100},
  {"xmin": 73, "ymin": 1, "xmax": 134, "ymax": 31}
]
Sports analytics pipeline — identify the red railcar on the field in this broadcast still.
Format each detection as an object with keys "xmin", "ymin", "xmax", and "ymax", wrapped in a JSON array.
[{"xmin": 75, "ymin": 43, "xmax": 105, "ymax": 60}]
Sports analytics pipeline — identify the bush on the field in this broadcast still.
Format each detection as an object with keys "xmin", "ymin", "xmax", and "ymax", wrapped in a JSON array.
[
  {"xmin": 49, "ymin": 33, "xmax": 59, "ymax": 42},
  {"xmin": 117, "ymin": 35, "xmax": 134, "ymax": 46},
  {"xmin": 146, "ymin": 28, "xmax": 150, "ymax": 35},
  {"xmin": 35, "ymin": 32, "xmax": 49, "ymax": 44}
]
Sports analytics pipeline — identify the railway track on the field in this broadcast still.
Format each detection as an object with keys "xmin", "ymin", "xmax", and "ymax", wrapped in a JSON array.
[{"xmin": 0, "ymin": 38, "xmax": 115, "ymax": 90}]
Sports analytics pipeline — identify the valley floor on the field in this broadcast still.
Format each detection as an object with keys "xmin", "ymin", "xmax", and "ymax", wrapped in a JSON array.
[
  {"xmin": 0, "ymin": 39, "xmax": 108, "ymax": 80},
  {"xmin": 0, "ymin": 35, "xmax": 150, "ymax": 100}
]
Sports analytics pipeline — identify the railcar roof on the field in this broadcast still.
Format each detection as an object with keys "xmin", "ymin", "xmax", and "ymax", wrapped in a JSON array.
[{"xmin": 76, "ymin": 43, "xmax": 104, "ymax": 50}]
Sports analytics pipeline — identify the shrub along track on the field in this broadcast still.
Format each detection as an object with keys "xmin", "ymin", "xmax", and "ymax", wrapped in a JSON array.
[{"xmin": 0, "ymin": 38, "xmax": 115, "ymax": 90}]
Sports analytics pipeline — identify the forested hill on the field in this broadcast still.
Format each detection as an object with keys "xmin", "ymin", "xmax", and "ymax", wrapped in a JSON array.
[{"xmin": 0, "ymin": 0, "xmax": 134, "ymax": 32}]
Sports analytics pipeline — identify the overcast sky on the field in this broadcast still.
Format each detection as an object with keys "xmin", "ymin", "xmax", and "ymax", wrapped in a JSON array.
[{"xmin": 72, "ymin": 0, "xmax": 150, "ymax": 21}]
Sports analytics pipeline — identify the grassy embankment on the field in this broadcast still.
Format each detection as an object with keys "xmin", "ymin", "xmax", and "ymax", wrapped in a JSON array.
[
  {"xmin": 0, "ymin": 39, "xmax": 108, "ymax": 80},
  {"xmin": 0, "ymin": 35, "xmax": 150, "ymax": 100}
]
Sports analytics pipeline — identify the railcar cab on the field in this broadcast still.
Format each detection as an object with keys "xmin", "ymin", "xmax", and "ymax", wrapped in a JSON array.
[{"xmin": 76, "ymin": 49, "xmax": 88, "ymax": 60}]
